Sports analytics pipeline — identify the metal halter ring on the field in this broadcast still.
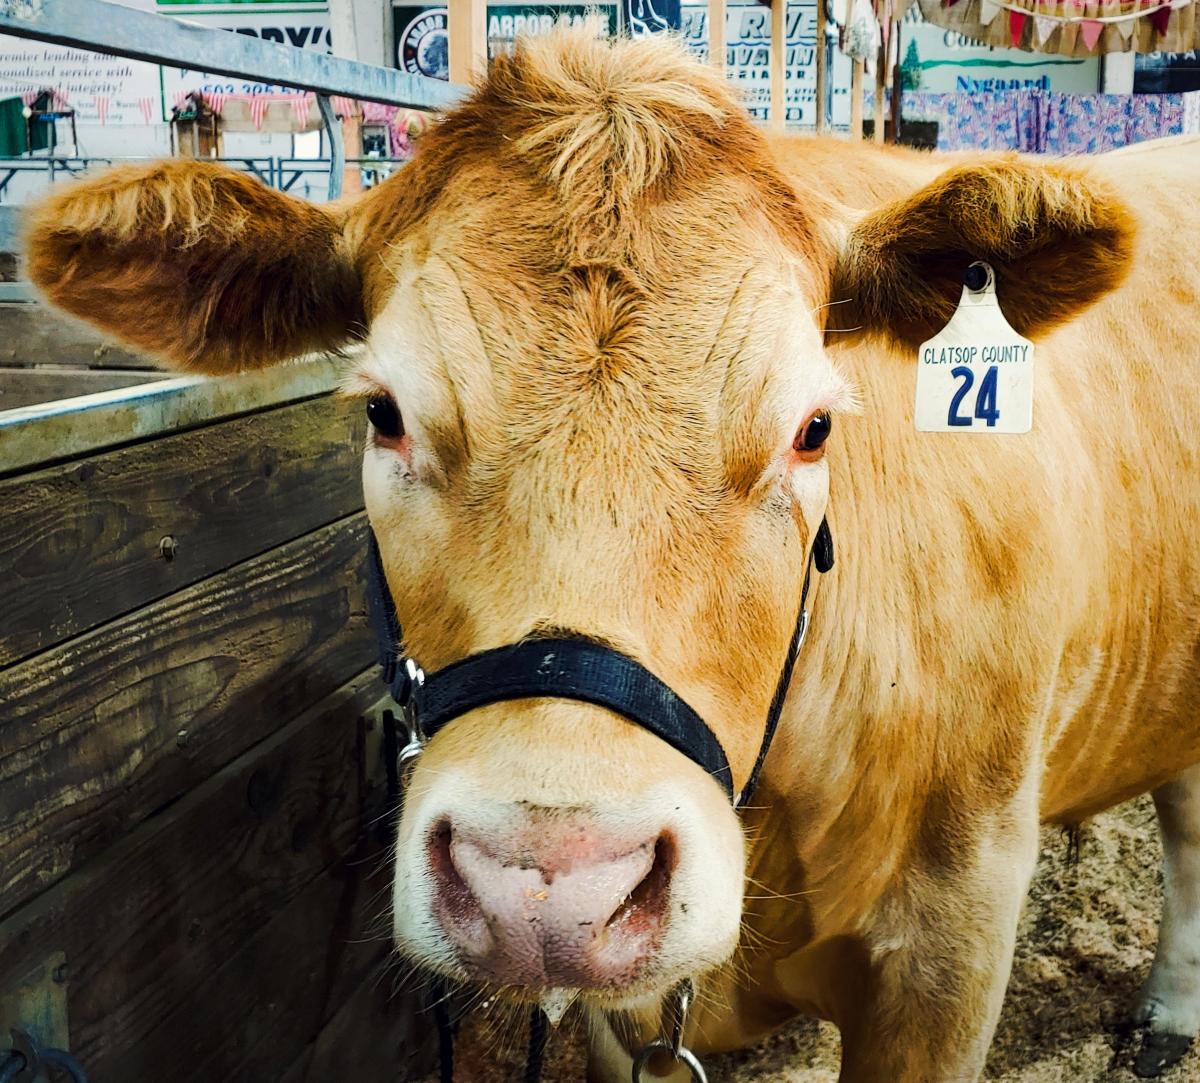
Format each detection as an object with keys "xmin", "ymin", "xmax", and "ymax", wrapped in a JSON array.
[
  {"xmin": 631, "ymin": 1041, "xmax": 707, "ymax": 1083},
  {"xmin": 395, "ymin": 657, "xmax": 427, "ymax": 771},
  {"xmin": 631, "ymin": 979, "xmax": 707, "ymax": 1083}
]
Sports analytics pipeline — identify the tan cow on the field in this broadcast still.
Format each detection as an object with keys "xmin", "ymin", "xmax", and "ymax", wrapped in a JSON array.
[{"xmin": 24, "ymin": 27, "xmax": 1200, "ymax": 1082}]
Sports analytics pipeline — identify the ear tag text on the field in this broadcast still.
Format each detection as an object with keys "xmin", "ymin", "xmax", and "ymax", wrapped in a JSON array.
[{"xmin": 914, "ymin": 262, "xmax": 1034, "ymax": 434}]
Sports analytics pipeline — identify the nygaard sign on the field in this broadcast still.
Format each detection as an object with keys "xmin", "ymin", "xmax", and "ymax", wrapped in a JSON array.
[{"xmin": 392, "ymin": 4, "xmax": 620, "ymax": 80}]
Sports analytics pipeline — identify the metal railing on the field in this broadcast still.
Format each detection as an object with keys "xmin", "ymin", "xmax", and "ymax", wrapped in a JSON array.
[
  {"xmin": 0, "ymin": 157, "xmax": 414, "ymax": 204},
  {"xmin": 0, "ymin": 0, "xmax": 461, "ymax": 304},
  {"xmin": 0, "ymin": 0, "xmax": 464, "ymax": 113}
]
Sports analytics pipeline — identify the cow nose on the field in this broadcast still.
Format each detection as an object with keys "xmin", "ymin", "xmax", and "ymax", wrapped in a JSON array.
[{"xmin": 427, "ymin": 814, "xmax": 675, "ymax": 988}]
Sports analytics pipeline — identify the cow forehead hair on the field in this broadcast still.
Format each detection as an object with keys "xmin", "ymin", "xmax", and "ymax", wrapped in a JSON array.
[{"xmin": 344, "ymin": 24, "xmax": 835, "ymax": 315}]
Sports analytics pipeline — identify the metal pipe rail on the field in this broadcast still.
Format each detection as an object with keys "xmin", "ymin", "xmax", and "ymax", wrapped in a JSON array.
[{"xmin": 0, "ymin": 0, "xmax": 466, "ymax": 112}]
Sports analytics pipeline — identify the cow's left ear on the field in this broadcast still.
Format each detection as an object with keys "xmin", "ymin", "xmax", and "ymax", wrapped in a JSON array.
[{"xmin": 825, "ymin": 157, "xmax": 1136, "ymax": 348}]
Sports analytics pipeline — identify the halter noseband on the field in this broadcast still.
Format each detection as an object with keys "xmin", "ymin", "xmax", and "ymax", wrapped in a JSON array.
[{"xmin": 366, "ymin": 516, "xmax": 832, "ymax": 807}]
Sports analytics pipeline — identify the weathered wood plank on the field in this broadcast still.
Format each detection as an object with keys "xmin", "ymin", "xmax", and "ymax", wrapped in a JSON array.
[
  {"xmin": 278, "ymin": 956, "xmax": 438, "ymax": 1083},
  {"xmin": 0, "ymin": 393, "xmax": 363, "ymax": 666},
  {"xmin": 0, "ymin": 303, "xmax": 155, "ymax": 369},
  {"xmin": 0, "ymin": 513, "xmax": 373, "ymax": 920},
  {"xmin": 0, "ymin": 669, "xmax": 398, "ymax": 1083},
  {"xmin": 0, "ymin": 366, "xmax": 172, "ymax": 414},
  {"xmin": 0, "ymin": 355, "xmax": 343, "ymax": 479}
]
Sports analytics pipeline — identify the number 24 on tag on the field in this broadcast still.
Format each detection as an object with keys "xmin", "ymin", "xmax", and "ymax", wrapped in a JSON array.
[{"xmin": 913, "ymin": 265, "xmax": 1034, "ymax": 435}]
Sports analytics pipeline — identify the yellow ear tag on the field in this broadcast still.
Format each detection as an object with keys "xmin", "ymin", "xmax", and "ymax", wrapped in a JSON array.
[{"xmin": 914, "ymin": 262, "xmax": 1034, "ymax": 434}]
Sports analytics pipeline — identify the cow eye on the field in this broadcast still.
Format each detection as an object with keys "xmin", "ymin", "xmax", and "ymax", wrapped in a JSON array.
[
  {"xmin": 794, "ymin": 411, "xmax": 832, "ymax": 454},
  {"xmin": 366, "ymin": 395, "xmax": 404, "ymax": 440}
]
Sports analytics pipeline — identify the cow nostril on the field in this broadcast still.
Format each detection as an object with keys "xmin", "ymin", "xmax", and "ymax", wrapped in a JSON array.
[
  {"xmin": 428, "ymin": 819, "xmax": 479, "ymax": 924},
  {"xmin": 605, "ymin": 833, "xmax": 675, "ymax": 934}
]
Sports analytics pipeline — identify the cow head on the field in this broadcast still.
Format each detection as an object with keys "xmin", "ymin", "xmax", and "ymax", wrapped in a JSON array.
[{"xmin": 26, "ymin": 29, "xmax": 1133, "ymax": 1020}]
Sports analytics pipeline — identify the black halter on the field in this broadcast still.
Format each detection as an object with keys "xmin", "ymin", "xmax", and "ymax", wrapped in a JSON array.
[{"xmin": 366, "ymin": 517, "xmax": 832, "ymax": 806}]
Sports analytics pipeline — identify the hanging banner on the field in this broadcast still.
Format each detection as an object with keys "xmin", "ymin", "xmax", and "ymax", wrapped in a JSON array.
[
  {"xmin": 392, "ymin": 3, "xmax": 620, "ymax": 80},
  {"xmin": 1135, "ymin": 50, "xmax": 1200, "ymax": 92},
  {"xmin": 679, "ymin": 0, "xmax": 853, "ymax": 127},
  {"xmin": 900, "ymin": 6, "xmax": 1100, "ymax": 92},
  {"xmin": 0, "ymin": 42, "xmax": 162, "ymax": 125},
  {"xmin": 156, "ymin": 2, "xmax": 333, "ymax": 104}
]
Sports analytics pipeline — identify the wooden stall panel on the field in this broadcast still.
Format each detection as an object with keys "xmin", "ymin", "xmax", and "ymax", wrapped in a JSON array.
[
  {"xmin": 0, "ymin": 514, "xmax": 373, "ymax": 921},
  {"xmin": 0, "ymin": 305, "xmax": 155, "ymax": 370},
  {"xmin": 0, "ymin": 672, "xmax": 425, "ymax": 1083},
  {"xmin": 0, "ymin": 394, "xmax": 363, "ymax": 667}
]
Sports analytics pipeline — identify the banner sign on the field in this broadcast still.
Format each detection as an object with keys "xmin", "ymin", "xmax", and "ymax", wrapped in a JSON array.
[
  {"xmin": 1134, "ymin": 51, "xmax": 1200, "ymax": 93},
  {"xmin": 156, "ymin": 3, "xmax": 333, "ymax": 104},
  {"xmin": 393, "ymin": 3, "xmax": 619, "ymax": 79},
  {"xmin": 900, "ymin": 7, "xmax": 1100, "ymax": 94},
  {"xmin": 680, "ymin": 0, "xmax": 853, "ymax": 127},
  {"xmin": 0, "ymin": 42, "xmax": 162, "ymax": 125}
]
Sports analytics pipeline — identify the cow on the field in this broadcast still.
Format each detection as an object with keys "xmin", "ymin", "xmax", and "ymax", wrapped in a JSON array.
[{"xmin": 23, "ymin": 26, "xmax": 1200, "ymax": 1082}]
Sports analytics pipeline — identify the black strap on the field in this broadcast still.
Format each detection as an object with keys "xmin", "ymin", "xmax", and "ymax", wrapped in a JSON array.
[
  {"xmin": 368, "ymin": 517, "xmax": 834, "ymax": 805},
  {"xmin": 737, "ymin": 517, "xmax": 833, "ymax": 808},
  {"xmin": 366, "ymin": 529, "xmax": 402, "ymax": 687},
  {"xmin": 409, "ymin": 638, "xmax": 735, "ymax": 797}
]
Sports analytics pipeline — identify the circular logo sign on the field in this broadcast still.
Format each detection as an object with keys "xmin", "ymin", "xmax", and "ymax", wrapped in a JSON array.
[{"xmin": 398, "ymin": 11, "xmax": 450, "ymax": 81}]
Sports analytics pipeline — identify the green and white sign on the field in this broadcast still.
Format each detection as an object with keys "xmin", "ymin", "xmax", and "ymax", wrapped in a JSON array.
[{"xmin": 899, "ymin": 8, "xmax": 1099, "ymax": 94}]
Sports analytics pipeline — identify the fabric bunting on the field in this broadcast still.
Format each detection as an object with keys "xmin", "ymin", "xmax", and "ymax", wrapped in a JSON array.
[
  {"xmin": 1080, "ymin": 18, "xmax": 1105, "ymax": 47},
  {"xmin": 138, "ymin": 97, "xmax": 155, "ymax": 125},
  {"xmin": 978, "ymin": 0, "xmax": 1002, "ymax": 22},
  {"xmin": 1151, "ymin": 5, "xmax": 1172, "ymax": 33},
  {"xmin": 248, "ymin": 95, "xmax": 269, "ymax": 129},
  {"xmin": 1009, "ymin": 8, "xmax": 1027, "ymax": 44},
  {"xmin": 1034, "ymin": 13, "xmax": 1057, "ymax": 41},
  {"xmin": 290, "ymin": 93, "xmax": 312, "ymax": 126}
]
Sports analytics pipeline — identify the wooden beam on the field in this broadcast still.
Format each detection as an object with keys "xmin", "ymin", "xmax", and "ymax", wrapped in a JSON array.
[
  {"xmin": 708, "ymin": 0, "xmax": 725, "ymax": 70},
  {"xmin": 851, "ymin": 59, "xmax": 864, "ymax": 139},
  {"xmin": 873, "ymin": 38, "xmax": 886, "ymax": 144},
  {"xmin": 770, "ymin": 0, "xmax": 787, "ymax": 133},
  {"xmin": 448, "ymin": 0, "xmax": 487, "ymax": 85},
  {"xmin": 814, "ymin": 0, "xmax": 827, "ymax": 133}
]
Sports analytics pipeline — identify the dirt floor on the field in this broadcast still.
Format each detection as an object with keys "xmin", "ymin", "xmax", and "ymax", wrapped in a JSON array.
[{"xmin": 428, "ymin": 797, "xmax": 1200, "ymax": 1082}]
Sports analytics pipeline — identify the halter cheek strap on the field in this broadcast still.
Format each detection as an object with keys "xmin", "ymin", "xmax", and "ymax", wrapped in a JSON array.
[{"xmin": 366, "ymin": 517, "xmax": 832, "ymax": 807}]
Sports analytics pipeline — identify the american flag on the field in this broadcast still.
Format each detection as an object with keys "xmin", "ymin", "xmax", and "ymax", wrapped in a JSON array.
[
  {"xmin": 290, "ymin": 93, "xmax": 312, "ymax": 127},
  {"xmin": 94, "ymin": 96, "xmax": 110, "ymax": 126},
  {"xmin": 138, "ymin": 97, "xmax": 155, "ymax": 125},
  {"xmin": 19, "ymin": 90, "xmax": 38, "ymax": 107},
  {"xmin": 203, "ymin": 92, "xmax": 226, "ymax": 115},
  {"xmin": 249, "ymin": 95, "xmax": 269, "ymax": 130},
  {"xmin": 53, "ymin": 87, "xmax": 69, "ymax": 110},
  {"xmin": 332, "ymin": 95, "xmax": 355, "ymax": 118}
]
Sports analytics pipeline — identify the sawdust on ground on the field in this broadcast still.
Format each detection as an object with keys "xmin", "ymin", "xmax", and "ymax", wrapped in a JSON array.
[{"xmin": 431, "ymin": 798, "xmax": 1200, "ymax": 1082}]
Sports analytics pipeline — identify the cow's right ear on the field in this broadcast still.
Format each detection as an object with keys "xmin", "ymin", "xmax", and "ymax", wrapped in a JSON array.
[{"xmin": 24, "ymin": 160, "xmax": 365, "ymax": 374}]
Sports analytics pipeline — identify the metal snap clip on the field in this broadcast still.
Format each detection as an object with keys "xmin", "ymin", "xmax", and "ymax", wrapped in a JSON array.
[
  {"xmin": 395, "ymin": 656, "xmax": 427, "ymax": 774},
  {"xmin": 630, "ymin": 979, "xmax": 707, "ymax": 1083}
]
